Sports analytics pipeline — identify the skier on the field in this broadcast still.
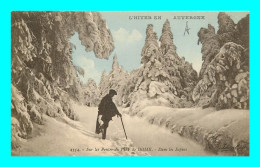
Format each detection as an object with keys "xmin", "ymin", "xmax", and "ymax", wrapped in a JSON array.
[
  {"xmin": 95, "ymin": 89, "xmax": 122, "ymax": 139},
  {"xmin": 184, "ymin": 21, "xmax": 190, "ymax": 35}
]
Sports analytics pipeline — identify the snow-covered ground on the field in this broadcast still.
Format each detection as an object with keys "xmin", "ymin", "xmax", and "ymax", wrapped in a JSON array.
[
  {"xmin": 123, "ymin": 106, "xmax": 249, "ymax": 156},
  {"xmin": 75, "ymin": 105, "xmax": 214, "ymax": 156},
  {"xmin": 12, "ymin": 103, "xmax": 216, "ymax": 156},
  {"xmin": 12, "ymin": 111, "xmax": 147, "ymax": 156}
]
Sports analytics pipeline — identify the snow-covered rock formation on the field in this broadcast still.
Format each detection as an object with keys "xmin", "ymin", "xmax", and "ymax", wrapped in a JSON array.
[{"xmin": 11, "ymin": 11, "xmax": 114, "ymax": 149}]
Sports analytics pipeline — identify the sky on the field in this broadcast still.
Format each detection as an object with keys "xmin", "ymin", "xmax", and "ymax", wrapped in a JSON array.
[{"xmin": 70, "ymin": 11, "xmax": 248, "ymax": 84}]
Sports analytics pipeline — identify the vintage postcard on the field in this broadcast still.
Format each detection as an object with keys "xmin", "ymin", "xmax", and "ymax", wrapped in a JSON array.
[{"xmin": 11, "ymin": 11, "xmax": 249, "ymax": 156}]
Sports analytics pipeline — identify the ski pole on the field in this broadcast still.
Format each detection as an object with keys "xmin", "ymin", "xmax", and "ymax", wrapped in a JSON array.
[{"xmin": 120, "ymin": 116, "xmax": 127, "ymax": 139}]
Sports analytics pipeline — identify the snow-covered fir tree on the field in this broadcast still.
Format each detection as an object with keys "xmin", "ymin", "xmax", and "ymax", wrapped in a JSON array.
[
  {"xmin": 159, "ymin": 19, "xmax": 182, "ymax": 95},
  {"xmin": 129, "ymin": 24, "xmax": 177, "ymax": 113},
  {"xmin": 128, "ymin": 21, "xmax": 199, "ymax": 112},
  {"xmin": 141, "ymin": 24, "xmax": 169, "ymax": 83},
  {"xmin": 99, "ymin": 70, "xmax": 109, "ymax": 97},
  {"xmin": 99, "ymin": 54, "xmax": 129, "ymax": 106},
  {"xmin": 159, "ymin": 20, "xmax": 198, "ymax": 100},
  {"xmin": 193, "ymin": 13, "xmax": 249, "ymax": 110},
  {"xmin": 11, "ymin": 11, "xmax": 114, "ymax": 149},
  {"xmin": 82, "ymin": 79, "xmax": 101, "ymax": 106},
  {"xmin": 112, "ymin": 54, "xmax": 119, "ymax": 70},
  {"xmin": 159, "ymin": 19, "xmax": 177, "ymax": 56}
]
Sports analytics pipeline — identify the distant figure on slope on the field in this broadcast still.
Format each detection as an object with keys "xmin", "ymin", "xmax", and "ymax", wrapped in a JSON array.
[
  {"xmin": 95, "ymin": 89, "xmax": 122, "ymax": 139},
  {"xmin": 184, "ymin": 21, "xmax": 190, "ymax": 35}
]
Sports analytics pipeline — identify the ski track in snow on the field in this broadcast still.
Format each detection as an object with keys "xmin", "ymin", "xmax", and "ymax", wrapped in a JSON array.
[
  {"xmin": 75, "ymin": 105, "xmax": 215, "ymax": 156},
  {"xmin": 13, "ymin": 103, "xmax": 215, "ymax": 156}
]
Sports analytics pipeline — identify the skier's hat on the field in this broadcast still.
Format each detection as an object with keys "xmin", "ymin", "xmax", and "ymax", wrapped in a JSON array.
[{"xmin": 109, "ymin": 89, "xmax": 117, "ymax": 95}]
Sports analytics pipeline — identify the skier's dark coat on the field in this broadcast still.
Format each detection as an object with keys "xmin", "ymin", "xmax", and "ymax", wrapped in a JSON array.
[
  {"xmin": 95, "ymin": 94, "xmax": 119, "ymax": 134},
  {"xmin": 98, "ymin": 94, "xmax": 120, "ymax": 121}
]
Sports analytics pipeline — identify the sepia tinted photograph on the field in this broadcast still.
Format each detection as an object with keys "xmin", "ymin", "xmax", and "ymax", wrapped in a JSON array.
[{"xmin": 11, "ymin": 11, "xmax": 249, "ymax": 156}]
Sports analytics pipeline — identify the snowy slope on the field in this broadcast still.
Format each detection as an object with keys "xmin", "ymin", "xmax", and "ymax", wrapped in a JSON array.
[
  {"xmin": 11, "ymin": 102, "xmax": 149, "ymax": 156},
  {"xmin": 74, "ymin": 104, "xmax": 214, "ymax": 156},
  {"xmin": 12, "ymin": 103, "xmax": 217, "ymax": 156},
  {"xmin": 122, "ymin": 106, "xmax": 249, "ymax": 156},
  {"xmin": 12, "ymin": 114, "xmax": 148, "ymax": 156}
]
